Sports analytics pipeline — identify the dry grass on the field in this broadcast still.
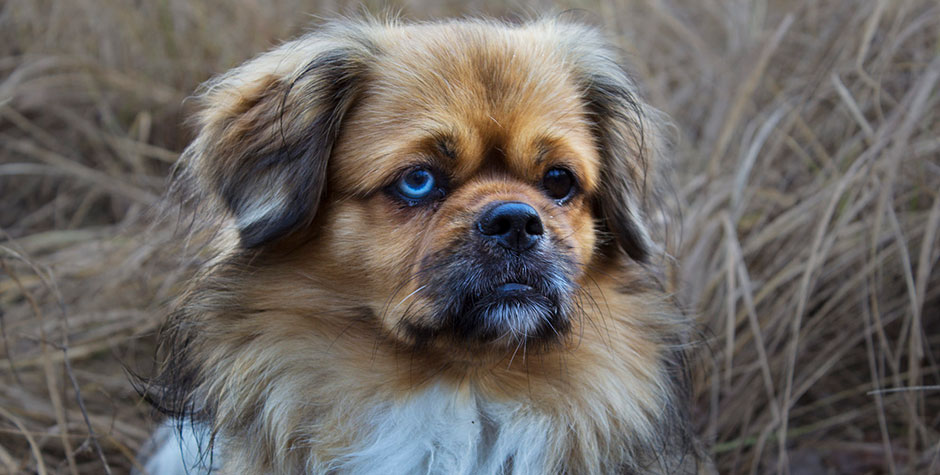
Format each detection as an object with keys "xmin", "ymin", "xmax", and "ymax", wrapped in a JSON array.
[{"xmin": 1, "ymin": 0, "xmax": 938, "ymax": 473}]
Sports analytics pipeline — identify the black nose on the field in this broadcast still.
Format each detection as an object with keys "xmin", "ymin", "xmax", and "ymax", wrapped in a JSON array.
[{"xmin": 477, "ymin": 201, "xmax": 544, "ymax": 252}]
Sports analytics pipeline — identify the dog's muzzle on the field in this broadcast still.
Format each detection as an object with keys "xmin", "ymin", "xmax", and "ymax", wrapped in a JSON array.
[{"xmin": 413, "ymin": 200, "xmax": 576, "ymax": 345}]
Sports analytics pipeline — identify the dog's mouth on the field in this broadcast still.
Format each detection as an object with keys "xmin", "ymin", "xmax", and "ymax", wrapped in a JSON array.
[
  {"xmin": 405, "ymin": 247, "xmax": 577, "ymax": 347},
  {"xmin": 458, "ymin": 279, "xmax": 563, "ymax": 342},
  {"xmin": 494, "ymin": 282, "xmax": 534, "ymax": 295}
]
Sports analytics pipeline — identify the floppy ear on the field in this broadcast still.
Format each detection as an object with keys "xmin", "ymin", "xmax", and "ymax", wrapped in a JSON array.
[
  {"xmin": 183, "ymin": 34, "xmax": 370, "ymax": 248},
  {"xmin": 563, "ymin": 29, "xmax": 666, "ymax": 263},
  {"xmin": 583, "ymin": 66, "xmax": 660, "ymax": 263}
]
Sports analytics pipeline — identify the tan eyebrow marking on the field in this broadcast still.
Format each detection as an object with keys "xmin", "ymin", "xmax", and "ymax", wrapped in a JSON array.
[{"xmin": 432, "ymin": 132, "xmax": 458, "ymax": 161}]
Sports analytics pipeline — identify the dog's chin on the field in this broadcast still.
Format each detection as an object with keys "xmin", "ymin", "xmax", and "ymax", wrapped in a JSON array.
[
  {"xmin": 401, "ymin": 280, "xmax": 574, "ymax": 354},
  {"xmin": 456, "ymin": 283, "xmax": 568, "ymax": 343}
]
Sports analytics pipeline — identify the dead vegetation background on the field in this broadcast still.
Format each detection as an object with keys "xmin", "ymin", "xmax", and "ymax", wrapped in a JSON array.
[{"xmin": 1, "ymin": 0, "xmax": 938, "ymax": 473}]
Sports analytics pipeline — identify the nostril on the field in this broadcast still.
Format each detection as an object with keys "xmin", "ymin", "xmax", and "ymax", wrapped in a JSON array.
[
  {"xmin": 525, "ymin": 217, "xmax": 544, "ymax": 236},
  {"xmin": 480, "ymin": 214, "xmax": 512, "ymax": 236}
]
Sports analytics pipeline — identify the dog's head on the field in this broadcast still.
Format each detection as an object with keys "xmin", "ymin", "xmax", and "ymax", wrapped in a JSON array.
[{"xmin": 183, "ymin": 18, "xmax": 667, "ymax": 357}]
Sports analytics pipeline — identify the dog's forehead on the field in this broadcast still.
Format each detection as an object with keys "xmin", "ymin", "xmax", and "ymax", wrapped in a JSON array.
[{"xmin": 331, "ymin": 22, "xmax": 601, "ymax": 193}]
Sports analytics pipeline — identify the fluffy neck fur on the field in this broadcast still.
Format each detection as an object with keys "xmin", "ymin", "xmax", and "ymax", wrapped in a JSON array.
[{"xmin": 148, "ymin": 253, "xmax": 699, "ymax": 474}]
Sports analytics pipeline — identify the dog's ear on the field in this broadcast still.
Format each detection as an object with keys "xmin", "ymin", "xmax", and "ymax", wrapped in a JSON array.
[
  {"xmin": 183, "ymin": 34, "xmax": 370, "ymax": 248},
  {"xmin": 583, "ymin": 68, "xmax": 660, "ymax": 263},
  {"xmin": 563, "ymin": 27, "xmax": 667, "ymax": 263}
]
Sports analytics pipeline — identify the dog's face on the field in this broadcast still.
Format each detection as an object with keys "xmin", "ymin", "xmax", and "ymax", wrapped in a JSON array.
[
  {"xmin": 326, "ymin": 35, "xmax": 602, "ymax": 350},
  {"xmin": 185, "ymin": 20, "xmax": 661, "ymax": 359}
]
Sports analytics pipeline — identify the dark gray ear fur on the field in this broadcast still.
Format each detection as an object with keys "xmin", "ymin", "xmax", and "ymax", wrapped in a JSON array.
[
  {"xmin": 584, "ymin": 67, "xmax": 657, "ymax": 262},
  {"xmin": 561, "ymin": 24, "xmax": 668, "ymax": 263},
  {"xmin": 182, "ymin": 30, "xmax": 373, "ymax": 248}
]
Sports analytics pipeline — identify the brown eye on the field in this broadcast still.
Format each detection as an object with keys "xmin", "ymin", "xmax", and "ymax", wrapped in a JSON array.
[{"xmin": 542, "ymin": 167, "xmax": 576, "ymax": 202}]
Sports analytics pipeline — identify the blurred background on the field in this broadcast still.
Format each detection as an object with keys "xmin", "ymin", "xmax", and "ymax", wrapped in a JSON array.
[{"xmin": 1, "ymin": 0, "xmax": 938, "ymax": 473}]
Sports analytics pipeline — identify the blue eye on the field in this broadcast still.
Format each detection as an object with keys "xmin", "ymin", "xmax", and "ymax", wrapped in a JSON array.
[{"xmin": 396, "ymin": 168, "xmax": 436, "ymax": 200}]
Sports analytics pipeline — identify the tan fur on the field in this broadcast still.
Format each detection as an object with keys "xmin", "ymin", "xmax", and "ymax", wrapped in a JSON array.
[{"xmin": 148, "ymin": 17, "xmax": 713, "ymax": 474}]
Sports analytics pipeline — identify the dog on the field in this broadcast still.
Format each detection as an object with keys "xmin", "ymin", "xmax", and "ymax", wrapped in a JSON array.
[{"xmin": 140, "ymin": 16, "xmax": 712, "ymax": 474}]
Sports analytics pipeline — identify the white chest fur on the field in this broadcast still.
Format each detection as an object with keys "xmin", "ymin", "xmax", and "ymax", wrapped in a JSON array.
[
  {"xmin": 331, "ymin": 384, "xmax": 554, "ymax": 475},
  {"xmin": 141, "ymin": 384, "xmax": 559, "ymax": 475}
]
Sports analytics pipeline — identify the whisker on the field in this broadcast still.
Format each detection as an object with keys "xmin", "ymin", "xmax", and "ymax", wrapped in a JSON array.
[
  {"xmin": 507, "ymin": 335, "xmax": 525, "ymax": 369},
  {"xmin": 390, "ymin": 284, "xmax": 428, "ymax": 315}
]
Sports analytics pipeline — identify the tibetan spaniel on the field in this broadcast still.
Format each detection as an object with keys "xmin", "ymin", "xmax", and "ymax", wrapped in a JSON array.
[{"xmin": 139, "ymin": 17, "xmax": 713, "ymax": 475}]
